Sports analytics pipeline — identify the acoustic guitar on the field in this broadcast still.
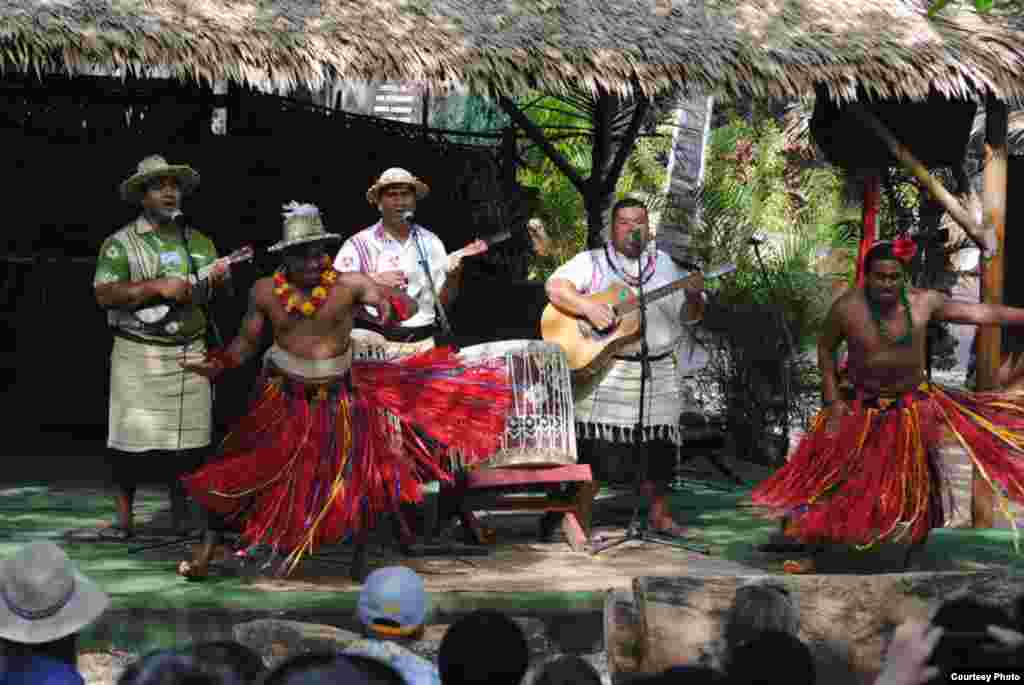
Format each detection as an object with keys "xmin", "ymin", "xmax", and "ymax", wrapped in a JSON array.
[
  {"xmin": 540, "ymin": 263, "xmax": 736, "ymax": 385},
  {"xmin": 131, "ymin": 245, "xmax": 254, "ymax": 335}
]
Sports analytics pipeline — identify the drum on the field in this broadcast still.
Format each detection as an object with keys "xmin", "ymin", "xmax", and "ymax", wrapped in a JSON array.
[{"xmin": 457, "ymin": 340, "xmax": 577, "ymax": 468}]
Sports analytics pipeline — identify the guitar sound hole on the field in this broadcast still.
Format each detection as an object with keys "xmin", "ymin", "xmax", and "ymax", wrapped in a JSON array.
[{"xmin": 577, "ymin": 319, "xmax": 616, "ymax": 341}]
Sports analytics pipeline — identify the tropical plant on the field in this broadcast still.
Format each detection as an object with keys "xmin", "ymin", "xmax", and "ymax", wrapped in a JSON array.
[{"xmin": 513, "ymin": 91, "xmax": 673, "ymax": 280}]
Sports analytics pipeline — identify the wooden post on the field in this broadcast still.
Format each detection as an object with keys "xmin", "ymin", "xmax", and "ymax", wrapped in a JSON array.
[
  {"xmin": 856, "ymin": 174, "xmax": 881, "ymax": 287},
  {"xmin": 972, "ymin": 95, "xmax": 1009, "ymax": 528}
]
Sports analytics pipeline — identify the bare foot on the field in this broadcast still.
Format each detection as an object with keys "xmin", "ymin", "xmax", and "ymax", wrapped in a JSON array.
[
  {"xmin": 177, "ymin": 559, "xmax": 209, "ymax": 581},
  {"xmin": 783, "ymin": 558, "xmax": 816, "ymax": 574}
]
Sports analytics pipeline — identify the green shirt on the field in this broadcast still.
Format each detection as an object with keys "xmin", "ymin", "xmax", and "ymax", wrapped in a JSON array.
[{"xmin": 95, "ymin": 216, "xmax": 218, "ymax": 343}]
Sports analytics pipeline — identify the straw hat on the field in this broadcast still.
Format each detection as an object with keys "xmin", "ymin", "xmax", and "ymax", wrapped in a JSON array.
[
  {"xmin": 267, "ymin": 202, "xmax": 342, "ymax": 253},
  {"xmin": 366, "ymin": 168, "xmax": 430, "ymax": 205},
  {"xmin": 120, "ymin": 154, "xmax": 200, "ymax": 204},
  {"xmin": 0, "ymin": 542, "xmax": 110, "ymax": 644}
]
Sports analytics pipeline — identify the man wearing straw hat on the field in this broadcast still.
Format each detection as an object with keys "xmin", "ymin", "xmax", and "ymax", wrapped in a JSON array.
[
  {"xmin": 94, "ymin": 155, "xmax": 230, "ymax": 540},
  {"xmin": 175, "ymin": 203, "xmax": 511, "ymax": 580},
  {"xmin": 334, "ymin": 168, "xmax": 483, "ymax": 358},
  {"xmin": 0, "ymin": 541, "xmax": 110, "ymax": 684}
]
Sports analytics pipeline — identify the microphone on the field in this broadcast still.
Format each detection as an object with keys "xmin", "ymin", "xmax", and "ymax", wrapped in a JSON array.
[
  {"xmin": 170, "ymin": 210, "xmax": 191, "ymax": 242},
  {"xmin": 400, "ymin": 210, "xmax": 414, "ymax": 225}
]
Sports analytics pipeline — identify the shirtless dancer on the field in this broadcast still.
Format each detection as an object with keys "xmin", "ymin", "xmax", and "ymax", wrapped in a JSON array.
[
  {"xmin": 753, "ymin": 238, "xmax": 1024, "ymax": 573},
  {"xmin": 176, "ymin": 203, "xmax": 511, "ymax": 579}
]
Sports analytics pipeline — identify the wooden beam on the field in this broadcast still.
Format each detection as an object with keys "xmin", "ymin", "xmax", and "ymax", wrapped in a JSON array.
[
  {"xmin": 972, "ymin": 96, "xmax": 1009, "ymax": 529},
  {"xmin": 498, "ymin": 94, "xmax": 587, "ymax": 194},
  {"xmin": 847, "ymin": 102, "xmax": 994, "ymax": 256}
]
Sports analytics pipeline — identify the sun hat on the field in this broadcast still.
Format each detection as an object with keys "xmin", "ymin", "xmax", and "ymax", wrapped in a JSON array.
[
  {"xmin": 267, "ymin": 201, "xmax": 342, "ymax": 253},
  {"xmin": 120, "ymin": 154, "xmax": 200, "ymax": 204},
  {"xmin": 0, "ymin": 541, "xmax": 110, "ymax": 644},
  {"xmin": 366, "ymin": 168, "xmax": 430, "ymax": 206},
  {"xmin": 357, "ymin": 566, "xmax": 428, "ymax": 637}
]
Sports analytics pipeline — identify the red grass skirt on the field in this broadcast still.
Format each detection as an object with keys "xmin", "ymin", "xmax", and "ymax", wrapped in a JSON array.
[
  {"xmin": 751, "ymin": 383, "xmax": 1024, "ymax": 548},
  {"xmin": 182, "ymin": 347, "xmax": 511, "ymax": 573}
]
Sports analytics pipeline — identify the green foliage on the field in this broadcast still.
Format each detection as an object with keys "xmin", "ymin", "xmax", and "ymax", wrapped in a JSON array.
[{"xmin": 514, "ymin": 92, "xmax": 671, "ymax": 280}]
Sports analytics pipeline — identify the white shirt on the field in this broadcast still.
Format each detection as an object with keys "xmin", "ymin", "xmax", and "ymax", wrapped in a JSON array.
[
  {"xmin": 550, "ymin": 245, "xmax": 708, "ymax": 371},
  {"xmin": 335, "ymin": 222, "xmax": 449, "ymax": 328}
]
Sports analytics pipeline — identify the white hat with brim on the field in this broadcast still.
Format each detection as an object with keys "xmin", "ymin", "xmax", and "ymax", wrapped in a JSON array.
[
  {"xmin": 267, "ymin": 201, "xmax": 343, "ymax": 253},
  {"xmin": 366, "ymin": 168, "xmax": 430, "ymax": 206},
  {"xmin": 0, "ymin": 541, "xmax": 110, "ymax": 644},
  {"xmin": 120, "ymin": 154, "xmax": 200, "ymax": 204}
]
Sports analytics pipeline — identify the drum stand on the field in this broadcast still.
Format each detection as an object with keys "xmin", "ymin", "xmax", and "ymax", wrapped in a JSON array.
[{"xmin": 591, "ymin": 244, "xmax": 710, "ymax": 557}]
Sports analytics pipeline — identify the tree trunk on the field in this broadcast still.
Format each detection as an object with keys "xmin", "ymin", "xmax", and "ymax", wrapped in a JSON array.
[
  {"xmin": 973, "ymin": 96, "xmax": 1009, "ymax": 529},
  {"xmin": 585, "ymin": 188, "xmax": 614, "ymax": 249}
]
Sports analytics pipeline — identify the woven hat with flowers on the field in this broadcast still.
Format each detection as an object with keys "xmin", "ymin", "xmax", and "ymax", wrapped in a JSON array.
[
  {"xmin": 120, "ymin": 154, "xmax": 200, "ymax": 204},
  {"xmin": 268, "ymin": 202, "xmax": 342, "ymax": 253},
  {"xmin": 366, "ymin": 168, "xmax": 430, "ymax": 206}
]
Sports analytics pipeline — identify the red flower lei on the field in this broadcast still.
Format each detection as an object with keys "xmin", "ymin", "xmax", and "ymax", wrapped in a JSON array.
[{"xmin": 273, "ymin": 256, "xmax": 338, "ymax": 317}]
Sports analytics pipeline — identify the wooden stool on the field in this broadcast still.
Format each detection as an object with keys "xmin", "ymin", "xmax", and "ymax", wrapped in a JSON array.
[{"xmin": 451, "ymin": 464, "xmax": 598, "ymax": 551}]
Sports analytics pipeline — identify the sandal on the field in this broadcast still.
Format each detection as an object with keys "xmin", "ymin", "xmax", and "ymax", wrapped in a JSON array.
[
  {"xmin": 96, "ymin": 523, "xmax": 134, "ymax": 541},
  {"xmin": 648, "ymin": 519, "xmax": 697, "ymax": 539}
]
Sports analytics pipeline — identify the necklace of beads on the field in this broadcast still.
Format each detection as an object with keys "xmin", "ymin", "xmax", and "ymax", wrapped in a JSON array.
[{"xmin": 273, "ymin": 255, "xmax": 339, "ymax": 317}]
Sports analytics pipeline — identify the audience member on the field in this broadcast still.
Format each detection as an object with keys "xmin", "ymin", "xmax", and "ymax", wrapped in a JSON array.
[
  {"xmin": 179, "ymin": 641, "xmax": 265, "ymax": 683},
  {"xmin": 530, "ymin": 655, "xmax": 602, "ymax": 685},
  {"xmin": 117, "ymin": 650, "xmax": 223, "ymax": 685},
  {"xmin": 438, "ymin": 610, "xmax": 529, "ymax": 685},
  {"xmin": 344, "ymin": 654, "xmax": 408, "ymax": 685},
  {"xmin": 343, "ymin": 566, "xmax": 440, "ymax": 685},
  {"xmin": 0, "ymin": 542, "xmax": 110, "ymax": 685},
  {"xmin": 634, "ymin": 665, "xmax": 726, "ymax": 684},
  {"xmin": 259, "ymin": 653, "xmax": 367, "ymax": 685},
  {"xmin": 699, "ymin": 580, "xmax": 799, "ymax": 672},
  {"xmin": 726, "ymin": 630, "xmax": 815, "ymax": 685},
  {"xmin": 927, "ymin": 596, "xmax": 1018, "ymax": 680}
]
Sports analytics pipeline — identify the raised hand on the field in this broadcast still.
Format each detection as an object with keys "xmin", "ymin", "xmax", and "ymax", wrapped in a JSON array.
[{"xmin": 875, "ymin": 620, "xmax": 943, "ymax": 685}]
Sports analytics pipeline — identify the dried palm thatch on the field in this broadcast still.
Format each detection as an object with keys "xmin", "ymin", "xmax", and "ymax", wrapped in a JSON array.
[{"xmin": 2, "ymin": 0, "xmax": 1024, "ymax": 101}]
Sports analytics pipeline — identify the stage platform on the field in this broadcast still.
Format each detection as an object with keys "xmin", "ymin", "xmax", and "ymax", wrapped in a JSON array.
[{"xmin": 3, "ymin": 450, "xmax": 1023, "ymax": 684}]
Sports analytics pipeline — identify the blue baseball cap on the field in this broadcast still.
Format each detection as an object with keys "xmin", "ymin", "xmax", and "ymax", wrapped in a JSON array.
[{"xmin": 357, "ymin": 566, "xmax": 428, "ymax": 637}]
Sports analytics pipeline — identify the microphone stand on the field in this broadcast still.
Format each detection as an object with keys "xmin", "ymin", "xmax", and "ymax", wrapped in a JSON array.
[
  {"xmin": 591, "ymin": 235, "xmax": 709, "ymax": 556},
  {"xmin": 145, "ymin": 217, "xmax": 220, "ymax": 549}
]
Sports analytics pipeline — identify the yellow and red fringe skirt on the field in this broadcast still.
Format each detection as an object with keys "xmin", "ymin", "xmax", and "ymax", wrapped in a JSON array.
[
  {"xmin": 182, "ymin": 347, "xmax": 511, "ymax": 573},
  {"xmin": 752, "ymin": 383, "xmax": 1024, "ymax": 548}
]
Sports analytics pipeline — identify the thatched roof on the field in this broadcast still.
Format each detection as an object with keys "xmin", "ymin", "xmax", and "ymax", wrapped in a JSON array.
[{"xmin": 3, "ymin": 0, "xmax": 1024, "ymax": 102}]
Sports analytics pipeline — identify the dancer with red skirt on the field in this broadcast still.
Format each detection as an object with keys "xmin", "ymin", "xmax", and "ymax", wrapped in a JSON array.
[
  {"xmin": 753, "ymin": 238, "xmax": 1024, "ymax": 573},
  {"xmin": 176, "ymin": 203, "xmax": 511, "ymax": 579}
]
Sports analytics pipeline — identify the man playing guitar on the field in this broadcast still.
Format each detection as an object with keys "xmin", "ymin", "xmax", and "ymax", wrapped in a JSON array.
[
  {"xmin": 334, "ymin": 167, "xmax": 486, "ymax": 354},
  {"xmin": 545, "ymin": 198, "xmax": 707, "ymax": 537}
]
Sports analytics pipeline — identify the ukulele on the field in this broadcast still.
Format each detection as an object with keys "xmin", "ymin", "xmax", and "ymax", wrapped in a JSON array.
[{"xmin": 132, "ymin": 245, "xmax": 254, "ymax": 335}]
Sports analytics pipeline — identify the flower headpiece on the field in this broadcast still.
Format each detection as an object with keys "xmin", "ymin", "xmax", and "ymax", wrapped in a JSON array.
[
  {"xmin": 282, "ymin": 201, "xmax": 321, "ymax": 220},
  {"xmin": 872, "ymin": 237, "xmax": 918, "ymax": 264}
]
